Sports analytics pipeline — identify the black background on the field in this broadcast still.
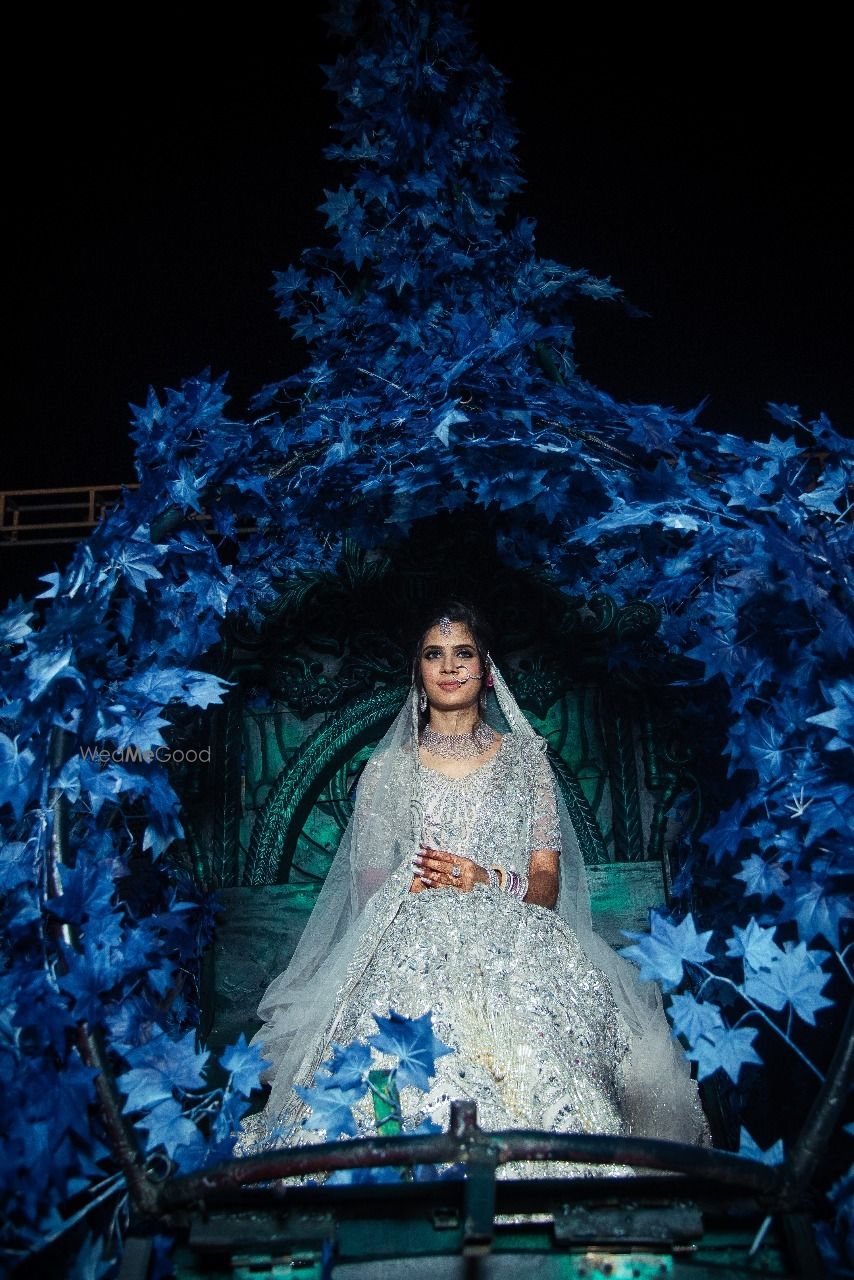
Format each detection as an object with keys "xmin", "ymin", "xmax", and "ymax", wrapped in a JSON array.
[{"xmin": 7, "ymin": 5, "xmax": 850, "ymax": 597}]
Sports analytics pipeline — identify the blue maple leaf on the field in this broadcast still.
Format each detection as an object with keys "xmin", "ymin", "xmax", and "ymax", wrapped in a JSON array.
[
  {"xmin": 0, "ymin": 597, "xmax": 35, "ymax": 647},
  {"xmin": 755, "ymin": 433, "xmax": 802, "ymax": 462},
  {"xmin": 726, "ymin": 714, "xmax": 790, "ymax": 781},
  {"xmin": 58, "ymin": 942, "xmax": 121, "ymax": 1024},
  {"xmin": 181, "ymin": 670, "xmax": 232, "ymax": 709},
  {"xmin": 725, "ymin": 919, "xmax": 781, "ymax": 971},
  {"xmin": 0, "ymin": 734, "xmax": 37, "ymax": 820},
  {"xmin": 776, "ymin": 865, "xmax": 854, "ymax": 948},
  {"xmin": 687, "ymin": 1024, "xmax": 763, "ymax": 1083},
  {"xmin": 272, "ymin": 263, "xmax": 309, "ymax": 301},
  {"xmin": 294, "ymin": 1083, "xmax": 360, "ymax": 1138},
  {"xmin": 27, "ymin": 645, "xmax": 84, "ymax": 701},
  {"xmin": 123, "ymin": 667, "xmax": 188, "ymax": 703},
  {"xmin": 6, "ymin": 970, "xmax": 72, "ymax": 1055},
  {"xmin": 734, "ymin": 854, "xmax": 788, "ymax": 900},
  {"xmin": 806, "ymin": 681, "xmax": 853, "ymax": 752},
  {"xmin": 219, "ymin": 1033, "xmax": 269, "ymax": 1098},
  {"xmin": 378, "ymin": 256, "xmax": 418, "ymax": 294},
  {"xmin": 432, "ymin": 406, "xmax": 469, "ymax": 447},
  {"xmin": 36, "ymin": 569, "xmax": 61, "ymax": 598},
  {"xmin": 105, "ymin": 539, "xmax": 165, "ymax": 592},
  {"xmin": 668, "ymin": 991, "xmax": 724, "ymax": 1044},
  {"xmin": 318, "ymin": 185, "xmax": 360, "ymax": 232},
  {"xmin": 63, "ymin": 1231, "xmax": 114, "ymax": 1280},
  {"xmin": 620, "ymin": 913, "xmax": 714, "ymax": 993},
  {"xmin": 803, "ymin": 788, "xmax": 853, "ymax": 845},
  {"xmin": 210, "ymin": 1087, "xmax": 253, "ymax": 1148},
  {"xmin": 143, "ymin": 799, "xmax": 186, "ymax": 857},
  {"xmin": 167, "ymin": 462, "xmax": 207, "ymax": 513},
  {"xmin": 474, "ymin": 469, "xmax": 547, "ymax": 511},
  {"xmin": 741, "ymin": 941, "xmax": 834, "ymax": 1026},
  {"xmin": 118, "ymin": 918, "xmax": 164, "ymax": 974},
  {"xmin": 367, "ymin": 1009, "xmax": 454, "ymax": 1092},
  {"xmin": 100, "ymin": 703, "xmax": 171, "ymax": 753},
  {"xmin": 724, "ymin": 460, "xmax": 780, "ymax": 509},
  {"xmin": 0, "ymin": 838, "xmax": 38, "ymax": 892},
  {"xmin": 43, "ymin": 1057, "xmax": 100, "ymax": 1141},
  {"xmin": 698, "ymin": 799, "xmax": 754, "ymax": 865},
  {"xmin": 105, "ymin": 994, "xmax": 152, "ymax": 1049},
  {"xmin": 139, "ymin": 1096, "xmax": 203, "ymax": 1161},
  {"xmin": 738, "ymin": 1126, "xmax": 785, "ymax": 1165},
  {"xmin": 44, "ymin": 855, "xmax": 115, "ymax": 925},
  {"xmin": 119, "ymin": 1029, "xmax": 209, "ymax": 1114},
  {"xmin": 180, "ymin": 563, "xmax": 234, "ymax": 618},
  {"xmin": 355, "ymin": 170, "xmax": 396, "ymax": 207},
  {"xmin": 766, "ymin": 403, "xmax": 803, "ymax": 429},
  {"xmin": 799, "ymin": 483, "xmax": 845, "ymax": 516},
  {"xmin": 318, "ymin": 1039, "xmax": 373, "ymax": 1097},
  {"xmin": 147, "ymin": 893, "xmax": 206, "ymax": 960}
]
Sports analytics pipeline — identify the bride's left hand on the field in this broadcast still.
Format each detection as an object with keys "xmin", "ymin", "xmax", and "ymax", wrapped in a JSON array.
[{"xmin": 413, "ymin": 845, "xmax": 488, "ymax": 892}]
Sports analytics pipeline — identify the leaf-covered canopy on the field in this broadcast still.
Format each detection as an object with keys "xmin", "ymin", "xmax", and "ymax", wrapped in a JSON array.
[{"xmin": 0, "ymin": 1, "xmax": 850, "ymax": 1271}]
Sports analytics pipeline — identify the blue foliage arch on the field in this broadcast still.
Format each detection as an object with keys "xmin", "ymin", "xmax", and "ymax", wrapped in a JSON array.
[{"xmin": 1, "ymin": 1, "xmax": 851, "ymax": 1271}]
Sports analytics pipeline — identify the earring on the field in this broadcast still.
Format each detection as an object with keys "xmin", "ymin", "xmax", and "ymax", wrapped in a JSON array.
[
  {"xmin": 419, "ymin": 689, "xmax": 427, "ymax": 712},
  {"xmin": 486, "ymin": 673, "xmax": 494, "ymax": 688}
]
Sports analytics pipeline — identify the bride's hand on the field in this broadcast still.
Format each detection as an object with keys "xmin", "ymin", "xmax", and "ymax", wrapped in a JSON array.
[{"xmin": 412, "ymin": 845, "xmax": 488, "ymax": 893}]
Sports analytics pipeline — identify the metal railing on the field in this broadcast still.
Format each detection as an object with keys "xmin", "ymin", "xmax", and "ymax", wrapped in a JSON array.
[{"xmin": 0, "ymin": 484, "xmax": 140, "ymax": 547}]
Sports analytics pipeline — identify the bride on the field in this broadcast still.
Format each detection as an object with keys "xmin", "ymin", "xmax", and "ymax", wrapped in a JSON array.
[{"xmin": 236, "ymin": 602, "xmax": 708, "ymax": 1171}]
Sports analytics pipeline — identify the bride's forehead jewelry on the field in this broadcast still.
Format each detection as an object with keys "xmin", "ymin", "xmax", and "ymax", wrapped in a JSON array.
[{"xmin": 438, "ymin": 615, "xmax": 452, "ymax": 636}]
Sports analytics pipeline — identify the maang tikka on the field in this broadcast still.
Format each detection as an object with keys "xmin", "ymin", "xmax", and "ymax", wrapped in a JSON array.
[{"xmin": 438, "ymin": 615, "xmax": 452, "ymax": 636}]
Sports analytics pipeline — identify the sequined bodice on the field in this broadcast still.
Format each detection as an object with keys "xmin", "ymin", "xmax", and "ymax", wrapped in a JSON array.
[
  {"xmin": 419, "ymin": 740, "xmax": 517, "ymax": 870},
  {"xmin": 416, "ymin": 733, "xmax": 560, "ymax": 871}
]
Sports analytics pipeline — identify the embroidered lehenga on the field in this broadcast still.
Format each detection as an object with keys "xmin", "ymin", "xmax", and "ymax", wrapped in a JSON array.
[{"xmin": 236, "ymin": 668, "xmax": 708, "ymax": 1173}]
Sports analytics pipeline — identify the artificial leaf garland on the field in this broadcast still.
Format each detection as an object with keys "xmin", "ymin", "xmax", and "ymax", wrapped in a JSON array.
[{"xmin": 0, "ymin": 1, "xmax": 850, "ymax": 1271}]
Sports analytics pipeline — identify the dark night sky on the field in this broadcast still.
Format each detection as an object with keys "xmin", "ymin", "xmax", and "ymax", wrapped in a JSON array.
[{"xmin": 9, "ymin": 6, "xmax": 851, "ymax": 573}]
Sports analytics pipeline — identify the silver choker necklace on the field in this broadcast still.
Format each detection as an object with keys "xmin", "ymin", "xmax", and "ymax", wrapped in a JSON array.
[{"xmin": 420, "ymin": 720, "xmax": 497, "ymax": 760}]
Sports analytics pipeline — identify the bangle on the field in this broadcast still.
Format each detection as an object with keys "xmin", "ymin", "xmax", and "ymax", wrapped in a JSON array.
[
  {"xmin": 506, "ymin": 871, "xmax": 528, "ymax": 900},
  {"xmin": 493, "ymin": 865, "xmax": 506, "ymax": 890},
  {"xmin": 485, "ymin": 866, "xmax": 499, "ymax": 890}
]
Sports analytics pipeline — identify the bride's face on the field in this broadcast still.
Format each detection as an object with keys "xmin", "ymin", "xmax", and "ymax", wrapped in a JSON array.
[{"xmin": 419, "ymin": 621, "xmax": 483, "ymax": 713}]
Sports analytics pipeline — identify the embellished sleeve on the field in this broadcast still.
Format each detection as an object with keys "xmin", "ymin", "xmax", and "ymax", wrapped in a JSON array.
[{"xmin": 524, "ymin": 737, "xmax": 562, "ymax": 854}]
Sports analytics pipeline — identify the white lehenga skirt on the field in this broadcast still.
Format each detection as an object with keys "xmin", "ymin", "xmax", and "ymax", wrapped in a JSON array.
[{"xmin": 237, "ymin": 883, "xmax": 637, "ymax": 1180}]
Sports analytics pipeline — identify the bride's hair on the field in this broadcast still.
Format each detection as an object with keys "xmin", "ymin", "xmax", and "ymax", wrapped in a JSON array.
[{"xmin": 411, "ymin": 600, "xmax": 494, "ymax": 726}]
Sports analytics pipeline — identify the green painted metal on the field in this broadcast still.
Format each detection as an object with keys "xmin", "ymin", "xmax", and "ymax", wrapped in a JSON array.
[
  {"xmin": 586, "ymin": 864, "xmax": 666, "ymax": 947},
  {"xmin": 603, "ymin": 693, "xmax": 645, "ymax": 862},
  {"xmin": 528, "ymin": 688, "xmax": 612, "ymax": 866},
  {"xmin": 368, "ymin": 1070, "xmax": 403, "ymax": 1139},
  {"xmin": 243, "ymin": 685, "xmax": 407, "ymax": 885},
  {"xmin": 210, "ymin": 694, "xmax": 243, "ymax": 888},
  {"xmin": 549, "ymin": 752, "xmax": 610, "ymax": 867},
  {"xmin": 172, "ymin": 1200, "xmax": 797, "ymax": 1278}
]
